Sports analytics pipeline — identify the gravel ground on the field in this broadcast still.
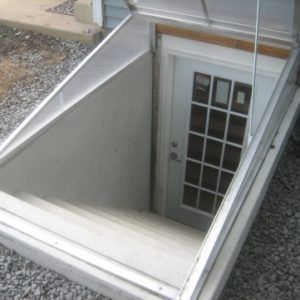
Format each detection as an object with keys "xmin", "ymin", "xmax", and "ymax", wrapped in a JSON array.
[
  {"xmin": 0, "ymin": 25, "xmax": 299, "ymax": 300},
  {"xmin": 0, "ymin": 25, "xmax": 92, "ymax": 144},
  {"xmin": 221, "ymin": 116, "xmax": 300, "ymax": 300},
  {"xmin": 46, "ymin": 0, "xmax": 77, "ymax": 16},
  {"xmin": 0, "ymin": 246, "xmax": 107, "ymax": 300}
]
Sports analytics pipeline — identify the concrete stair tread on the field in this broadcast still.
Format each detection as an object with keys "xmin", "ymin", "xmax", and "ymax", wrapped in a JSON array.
[
  {"xmin": 12, "ymin": 193, "xmax": 204, "ymax": 288},
  {"xmin": 50, "ymin": 198, "xmax": 204, "ymax": 247}
]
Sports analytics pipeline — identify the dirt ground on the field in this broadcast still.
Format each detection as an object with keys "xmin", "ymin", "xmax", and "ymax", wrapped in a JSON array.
[
  {"xmin": 0, "ymin": 27, "xmax": 69, "ymax": 102},
  {"xmin": 0, "ymin": 25, "xmax": 92, "ymax": 143}
]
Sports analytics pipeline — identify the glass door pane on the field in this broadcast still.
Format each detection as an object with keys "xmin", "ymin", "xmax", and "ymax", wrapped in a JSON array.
[{"xmin": 181, "ymin": 72, "xmax": 251, "ymax": 216}]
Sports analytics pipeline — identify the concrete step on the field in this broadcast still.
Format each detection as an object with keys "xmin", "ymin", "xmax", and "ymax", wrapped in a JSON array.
[
  {"xmin": 48, "ymin": 197, "xmax": 204, "ymax": 249},
  {"xmin": 16, "ymin": 193, "xmax": 204, "ymax": 288}
]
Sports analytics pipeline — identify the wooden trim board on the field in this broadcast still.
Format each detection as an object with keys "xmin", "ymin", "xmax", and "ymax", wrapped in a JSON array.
[{"xmin": 156, "ymin": 24, "xmax": 291, "ymax": 59}]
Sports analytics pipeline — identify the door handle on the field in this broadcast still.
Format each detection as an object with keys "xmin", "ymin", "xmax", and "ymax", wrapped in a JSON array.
[{"xmin": 170, "ymin": 152, "xmax": 182, "ymax": 163}]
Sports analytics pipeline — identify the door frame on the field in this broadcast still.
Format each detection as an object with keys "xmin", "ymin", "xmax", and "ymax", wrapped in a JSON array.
[
  {"xmin": 93, "ymin": 0, "xmax": 104, "ymax": 26},
  {"xmin": 154, "ymin": 34, "xmax": 285, "ymax": 216}
]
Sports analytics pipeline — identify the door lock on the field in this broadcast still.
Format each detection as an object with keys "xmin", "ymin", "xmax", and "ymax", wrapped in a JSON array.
[
  {"xmin": 171, "ymin": 141, "xmax": 178, "ymax": 148},
  {"xmin": 170, "ymin": 152, "xmax": 181, "ymax": 162}
]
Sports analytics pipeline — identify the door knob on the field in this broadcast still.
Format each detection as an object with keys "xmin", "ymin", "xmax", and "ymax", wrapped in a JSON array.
[{"xmin": 170, "ymin": 152, "xmax": 181, "ymax": 162}]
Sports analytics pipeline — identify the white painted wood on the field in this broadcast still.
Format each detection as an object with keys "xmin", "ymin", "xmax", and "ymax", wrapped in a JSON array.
[
  {"xmin": 93, "ymin": 0, "xmax": 104, "ymax": 26},
  {"xmin": 166, "ymin": 56, "xmax": 255, "ymax": 230},
  {"xmin": 155, "ymin": 34, "xmax": 286, "ymax": 223},
  {"xmin": 0, "ymin": 54, "xmax": 152, "ymax": 212},
  {"xmin": 154, "ymin": 53, "xmax": 175, "ymax": 215},
  {"xmin": 3, "ymin": 192, "xmax": 205, "ymax": 288}
]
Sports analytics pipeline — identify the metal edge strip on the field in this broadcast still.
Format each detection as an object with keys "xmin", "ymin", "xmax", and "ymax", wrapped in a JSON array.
[
  {"xmin": 198, "ymin": 88, "xmax": 300, "ymax": 300},
  {"xmin": 178, "ymin": 48, "xmax": 299, "ymax": 300}
]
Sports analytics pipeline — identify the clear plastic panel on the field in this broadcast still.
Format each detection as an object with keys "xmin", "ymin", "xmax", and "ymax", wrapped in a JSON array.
[
  {"xmin": 207, "ymin": 0, "xmax": 294, "ymax": 33},
  {"xmin": 136, "ymin": 0, "xmax": 294, "ymax": 35},
  {"xmin": 136, "ymin": 0, "xmax": 205, "ymax": 19},
  {"xmin": 1, "ymin": 17, "xmax": 151, "ymax": 156}
]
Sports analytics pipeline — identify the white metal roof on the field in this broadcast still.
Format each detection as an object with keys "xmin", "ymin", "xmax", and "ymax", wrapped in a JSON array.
[{"xmin": 126, "ymin": 0, "xmax": 296, "ymax": 41}]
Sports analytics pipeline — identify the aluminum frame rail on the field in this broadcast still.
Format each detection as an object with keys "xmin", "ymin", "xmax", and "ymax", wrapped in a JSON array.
[
  {"xmin": 123, "ymin": 0, "xmax": 296, "ymax": 44},
  {"xmin": 179, "ymin": 48, "xmax": 299, "ymax": 300}
]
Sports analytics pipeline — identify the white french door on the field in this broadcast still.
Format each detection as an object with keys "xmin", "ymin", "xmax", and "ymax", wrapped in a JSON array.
[{"xmin": 166, "ymin": 57, "xmax": 252, "ymax": 230}]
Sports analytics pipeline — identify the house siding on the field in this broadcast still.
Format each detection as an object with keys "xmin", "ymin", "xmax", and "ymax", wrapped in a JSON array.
[{"xmin": 103, "ymin": 0, "xmax": 129, "ymax": 28}]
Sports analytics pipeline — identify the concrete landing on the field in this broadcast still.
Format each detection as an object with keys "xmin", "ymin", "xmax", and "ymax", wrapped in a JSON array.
[{"xmin": 0, "ymin": 0, "xmax": 102, "ymax": 43}]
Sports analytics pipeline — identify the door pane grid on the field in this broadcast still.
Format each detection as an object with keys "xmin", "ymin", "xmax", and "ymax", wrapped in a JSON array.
[
  {"xmin": 212, "ymin": 79, "xmax": 235, "ymax": 213},
  {"xmin": 200, "ymin": 186, "xmax": 225, "ymax": 198},
  {"xmin": 191, "ymin": 101, "xmax": 248, "ymax": 118},
  {"xmin": 196, "ymin": 76, "xmax": 232, "ymax": 214},
  {"xmin": 183, "ymin": 181, "xmax": 226, "ymax": 198},
  {"xmin": 181, "ymin": 72, "xmax": 251, "ymax": 217},
  {"xmin": 186, "ymin": 158, "xmax": 235, "ymax": 175},
  {"xmin": 189, "ymin": 130, "xmax": 243, "ymax": 149},
  {"xmin": 195, "ymin": 75, "xmax": 214, "ymax": 209},
  {"xmin": 182, "ymin": 72, "xmax": 212, "ymax": 209},
  {"xmin": 181, "ymin": 202, "xmax": 215, "ymax": 218}
]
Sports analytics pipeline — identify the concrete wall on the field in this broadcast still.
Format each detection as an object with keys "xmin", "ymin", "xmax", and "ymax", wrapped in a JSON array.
[{"xmin": 0, "ymin": 54, "xmax": 152, "ymax": 210}]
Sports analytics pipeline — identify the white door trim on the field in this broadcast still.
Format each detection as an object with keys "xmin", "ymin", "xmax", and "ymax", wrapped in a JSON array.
[
  {"xmin": 154, "ymin": 52, "xmax": 175, "ymax": 214},
  {"xmin": 154, "ymin": 34, "xmax": 285, "ymax": 216},
  {"xmin": 93, "ymin": 0, "xmax": 104, "ymax": 26}
]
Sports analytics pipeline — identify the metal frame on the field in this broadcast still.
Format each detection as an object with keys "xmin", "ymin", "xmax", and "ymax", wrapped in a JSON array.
[
  {"xmin": 197, "ymin": 88, "xmax": 300, "ymax": 299},
  {"xmin": 248, "ymin": 0, "xmax": 261, "ymax": 141},
  {"xmin": 200, "ymin": 0, "xmax": 210, "ymax": 24},
  {"xmin": 293, "ymin": 0, "xmax": 300, "ymax": 41},
  {"xmin": 130, "ymin": 11, "xmax": 294, "ymax": 46},
  {"xmin": 179, "ymin": 48, "xmax": 299, "ymax": 300}
]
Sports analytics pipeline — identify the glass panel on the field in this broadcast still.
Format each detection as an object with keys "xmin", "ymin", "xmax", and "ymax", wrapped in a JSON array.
[
  {"xmin": 205, "ymin": 139, "xmax": 222, "ymax": 166},
  {"xmin": 212, "ymin": 77, "xmax": 232, "ymax": 109},
  {"xmin": 198, "ymin": 190, "xmax": 214, "ymax": 213},
  {"xmin": 187, "ymin": 134, "xmax": 204, "ymax": 161},
  {"xmin": 202, "ymin": 166, "xmax": 219, "ymax": 191},
  {"xmin": 135, "ymin": 1, "xmax": 294, "ymax": 38},
  {"xmin": 208, "ymin": 110, "xmax": 227, "ymax": 139},
  {"xmin": 192, "ymin": 73, "xmax": 211, "ymax": 104},
  {"xmin": 0, "ymin": 18, "xmax": 151, "ymax": 156},
  {"xmin": 223, "ymin": 145, "xmax": 242, "ymax": 171},
  {"xmin": 190, "ymin": 105, "xmax": 207, "ymax": 134},
  {"xmin": 207, "ymin": 0, "xmax": 294, "ymax": 34},
  {"xmin": 135, "ymin": 0, "xmax": 205, "ymax": 19},
  {"xmin": 232, "ymin": 82, "xmax": 252, "ymax": 114},
  {"xmin": 219, "ymin": 172, "xmax": 234, "ymax": 194},
  {"xmin": 182, "ymin": 185, "xmax": 198, "ymax": 208},
  {"xmin": 227, "ymin": 115, "xmax": 247, "ymax": 144},
  {"xmin": 185, "ymin": 161, "xmax": 201, "ymax": 185}
]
